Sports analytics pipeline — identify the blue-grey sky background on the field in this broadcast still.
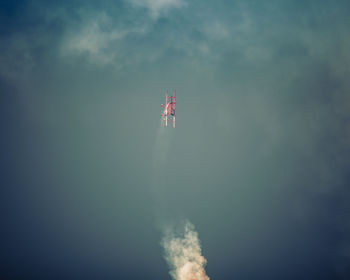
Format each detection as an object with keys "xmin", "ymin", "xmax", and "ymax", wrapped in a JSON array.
[{"xmin": 1, "ymin": 0, "xmax": 350, "ymax": 279}]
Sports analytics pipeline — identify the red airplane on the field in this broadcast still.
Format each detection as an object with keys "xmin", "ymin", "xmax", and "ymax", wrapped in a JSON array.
[{"xmin": 161, "ymin": 90, "xmax": 176, "ymax": 128}]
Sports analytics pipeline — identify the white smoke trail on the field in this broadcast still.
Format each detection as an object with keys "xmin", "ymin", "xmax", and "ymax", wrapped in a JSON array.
[
  {"xmin": 151, "ymin": 125, "xmax": 175, "ymax": 224},
  {"xmin": 153, "ymin": 125, "xmax": 172, "ymax": 172},
  {"xmin": 162, "ymin": 221, "xmax": 210, "ymax": 280},
  {"xmin": 152, "ymin": 115, "xmax": 210, "ymax": 280}
]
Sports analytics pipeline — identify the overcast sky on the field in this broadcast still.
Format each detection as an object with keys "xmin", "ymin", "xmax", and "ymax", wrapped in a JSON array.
[{"xmin": 1, "ymin": 0, "xmax": 350, "ymax": 279}]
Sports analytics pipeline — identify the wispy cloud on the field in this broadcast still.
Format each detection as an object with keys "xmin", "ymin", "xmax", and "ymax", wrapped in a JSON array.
[
  {"xmin": 127, "ymin": 0, "xmax": 186, "ymax": 19},
  {"xmin": 60, "ymin": 10, "xmax": 150, "ymax": 67}
]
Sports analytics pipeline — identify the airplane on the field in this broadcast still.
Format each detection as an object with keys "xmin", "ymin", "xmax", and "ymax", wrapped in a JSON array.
[{"xmin": 161, "ymin": 90, "xmax": 176, "ymax": 128}]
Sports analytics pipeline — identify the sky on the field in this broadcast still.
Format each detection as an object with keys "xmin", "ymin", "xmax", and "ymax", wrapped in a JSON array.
[{"xmin": 1, "ymin": 0, "xmax": 350, "ymax": 279}]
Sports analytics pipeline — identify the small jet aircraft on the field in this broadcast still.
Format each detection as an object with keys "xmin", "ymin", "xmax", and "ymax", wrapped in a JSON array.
[{"xmin": 161, "ymin": 90, "xmax": 176, "ymax": 128}]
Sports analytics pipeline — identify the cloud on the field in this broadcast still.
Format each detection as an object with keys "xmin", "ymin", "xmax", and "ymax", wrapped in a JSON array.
[
  {"xmin": 60, "ymin": 10, "xmax": 149, "ymax": 67},
  {"xmin": 202, "ymin": 21, "xmax": 230, "ymax": 41},
  {"xmin": 127, "ymin": 0, "xmax": 186, "ymax": 19},
  {"xmin": 63, "ymin": 13, "xmax": 121, "ymax": 65}
]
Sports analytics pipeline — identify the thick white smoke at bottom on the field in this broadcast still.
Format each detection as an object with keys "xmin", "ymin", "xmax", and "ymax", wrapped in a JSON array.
[{"xmin": 162, "ymin": 221, "xmax": 210, "ymax": 280}]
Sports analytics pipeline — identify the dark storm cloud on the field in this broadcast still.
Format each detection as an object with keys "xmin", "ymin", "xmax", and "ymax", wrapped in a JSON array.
[{"xmin": 2, "ymin": 0, "xmax": 350, "ymax": 279}]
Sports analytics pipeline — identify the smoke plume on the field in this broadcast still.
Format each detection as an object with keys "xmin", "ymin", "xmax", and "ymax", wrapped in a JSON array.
[
  {"xmin": 162, "ymin": 221, "xmax": 210, "ymax": 280},
  {"xmin": 153, "ymin": 112, "xmax": 209, "ymax": 280}
]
